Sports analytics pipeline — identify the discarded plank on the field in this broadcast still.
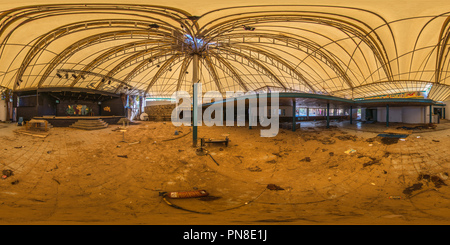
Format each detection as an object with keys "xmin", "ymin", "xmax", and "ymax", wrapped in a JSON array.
[{"xmin": 383, "ymin": 129, "xmax": 412, "ymax": 135}]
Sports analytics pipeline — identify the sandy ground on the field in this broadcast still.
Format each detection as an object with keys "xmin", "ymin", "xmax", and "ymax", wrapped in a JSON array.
[{"xmin": 1, "ymin": 120, "xmax": 450, "ymax": 225}]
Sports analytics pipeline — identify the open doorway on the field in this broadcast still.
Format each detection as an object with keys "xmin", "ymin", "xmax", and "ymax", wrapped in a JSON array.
[
  {"xmin": 434, "ymin": 108, "xmax": 443, "ymax": 119},
  {"xmin": 365, "ymin": 109, "xmax": 377, "ymax": 122}
]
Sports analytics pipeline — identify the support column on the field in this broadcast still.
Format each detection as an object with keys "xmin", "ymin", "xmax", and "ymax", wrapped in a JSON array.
[
  {"xmin": 292, "ymin": 100, "xmax": 296, "ymax": 132},
  {"xmin": 386, "ymin": 104, "xmax": 389, "ymax": 127},
  {"xmin": 350, "ymin": 106, "xmax": 353, "ymax": 125},
  {"xmin": 429, "ymin": 105, "xmax": 432, "ymax": 124},
  {"xmin": 444, "ymin": 108, "xmax": 446, "ymax": 119},
  {"xmin": 249, "ymin": 106, "xmax": 252, "ymax": 130},
  {"xmin": 192, "ymin": 54, "xmax": 199, "ymax": 147},
  {"xmin": 326, "ymin": 103, "xmax": 330, "ymax": 128}
]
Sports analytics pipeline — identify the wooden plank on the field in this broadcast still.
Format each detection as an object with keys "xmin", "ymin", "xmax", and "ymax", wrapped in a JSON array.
[
  {"xmin": 14, "ymin": 129, "xmax": 49, "ymax": 138},
  {"xmin": 383, "ymin": 128, "xmax": 413, "ymax": 135}
]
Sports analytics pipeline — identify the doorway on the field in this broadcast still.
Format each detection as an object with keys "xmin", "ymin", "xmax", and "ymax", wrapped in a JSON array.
[
  {"xmin": 434, "ymin": 108, "xmax": 443, "ymax": 119},
  {"xmin": 365, "ymin": 109, "xmax": 377, "ymax": 122}
]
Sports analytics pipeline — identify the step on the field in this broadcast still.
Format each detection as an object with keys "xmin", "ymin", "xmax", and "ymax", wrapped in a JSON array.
[
  {"xmin": 72, "ymin": 120, "xmax": 108, "ymax": 126},
  {"xmin": 69, "ymin": 119, "xmax": 108, "ymax": 130}
]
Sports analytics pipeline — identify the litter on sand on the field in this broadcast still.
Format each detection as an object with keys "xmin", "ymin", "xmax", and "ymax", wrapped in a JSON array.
[
  {"xmin": 377, "ymin": 134, "xmax": 409, "ymax": 138},
  {"xmin": 267, "ymin": 184, "xmax": 284, "ymax": 190},
  {"xmin": 344, "ymin": 149, "xmax": 356, "ymax": 154},
  {"xmin": 162, "ymin": 190, "xmax": 209, "ymax": 199},
  {"xmin": 389, "ymin": 196, "xmax": 402, "ymax": 200},
  {"xmin": 2, "ymin": 169, "xmax": 13, "ymax": 178}
]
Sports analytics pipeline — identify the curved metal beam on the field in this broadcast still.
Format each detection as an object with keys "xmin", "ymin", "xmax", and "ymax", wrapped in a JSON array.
[
  {"xmin": 35, "ymin": 30, "xmax": 175, "ymax": 89},
  {"xmin": 144, "ymin": 54, "xmax": 183, "ymax": 94}
]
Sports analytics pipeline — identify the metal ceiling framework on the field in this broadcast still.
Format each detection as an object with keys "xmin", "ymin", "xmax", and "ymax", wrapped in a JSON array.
[{"xmin": 1, "ymin": 4, "xmax": 450, "ymax": 101}]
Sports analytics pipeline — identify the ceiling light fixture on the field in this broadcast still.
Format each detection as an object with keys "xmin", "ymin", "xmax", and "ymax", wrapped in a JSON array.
[{"xmin": 243, "ymin": 25, "xmax": 255, "ymax": 31}]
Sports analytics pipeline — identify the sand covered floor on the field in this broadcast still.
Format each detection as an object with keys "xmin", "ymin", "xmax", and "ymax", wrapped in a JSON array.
[{"xmin": 1, "ymin": 120, "xmax": 450, "ymax": 225}]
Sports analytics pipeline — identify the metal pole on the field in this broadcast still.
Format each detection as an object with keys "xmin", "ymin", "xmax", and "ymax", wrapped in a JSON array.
[
  {"xmin": 292, "ymin": 99, "xmax": 296, "ymax": 132},
  {"xmin": 386, "ymin": 104, "xmax": 389, "ymax": 127},
  {"xmin": 326, "ymin": 103, "xmax": 330, "ymax": 128},
  {"xmin": 350, "ymin": 106, "xmax": 353, "ymax": 125},
  {"xmin": 249, "ymin": 106, "xmax": 252, "ymax": 130},
  {"xmin": 192, "ymin": 54, "xmax": 199, "ymax": 147}
]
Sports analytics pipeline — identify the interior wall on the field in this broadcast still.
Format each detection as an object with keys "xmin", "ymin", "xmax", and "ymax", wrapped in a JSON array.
[
  {"xmin": 38, "ymin": 93, "xmax": 57, "ymax": 116},
  {"xmin": 279, "ymin": 106, "xmax": 293, "ymax": 117},
  {"xmin": 375, "ymin": 106, "xmax": 439, "ymax": 124},
  {"xmin": 377, "ymin": 107, "xmax": 403, "ymax": 123},
  {"xmin": 402, "ymin": 106, "xmax": 425, "ymax": 124},
  {"xmin": 101, "ymin": 97, "xmax": 125, "ymax": 116},
  {"xmin": 444, "ymin": 100, "xmax": 450, "ymax": 119}
]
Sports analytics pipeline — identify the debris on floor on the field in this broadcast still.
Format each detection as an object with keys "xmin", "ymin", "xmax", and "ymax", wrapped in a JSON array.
[
  {"xmin": 383, "ymin": 128, "xmax": 412, "ymax": 135},
  {"xmin": 195, "ymin": 147, "xmax": 209, "ymax": 156},
  {"xmin": 362, "ymin": 157, "xmax": 381, "ymax": 167},
  {"xmin": 267, "ymin": 184, "xmax": 284, "ymax": 190},
  {"xmin": 198, "ymin": 196, "xmax": 221, "ymax": 201},
  {"xmin": 208, "ymin": 154, "xmax": 220, "ymax": 166},
  {"xmin": 380, "ymin": 137, "xmax": 399, "ymax": 145},
  {"xmin": 299, "ymin": 157, "xmax": 311, "ymax": 162},
  {"xmin": 117, "ymin": 155, "xmax": 128, "ymax": 158},
  {"xmin": 418, "ymin": 174, "xmax": 447, "ymax": 188},
  {"xmin": 164, "ymin": 190, "xmax": 209, "ymax": 199},
  {"xmin": 388, "ymin": 195, "xmax": 402, "ymax": 200},
  {"xmin": 377, "ymin": 134, "xmax": 409, "ymax": 138},
  {"xmin": 402, "ymin": 183, "xmax": 423, "ymax": 196},
  {"xmin": 201, "ymin": 136, "xmax": 230, "ymax": 147},
  {"xmin": 247, "ymin": 166, "xmax": 262, "ymax": 172},
  {"xmin": 344, "ymin": 149, "xmax": 356, "ymax": 154},
  {"xmin": 320, "ymin": 137, "xmax": 335, "ymax": 145},
  {"xmin": 2, "ymin": 169, "xmax": 14, "ymax": 179},
  {"xmin": 335, "ymin": 135, "xmax": 357, "ymax": 141}
]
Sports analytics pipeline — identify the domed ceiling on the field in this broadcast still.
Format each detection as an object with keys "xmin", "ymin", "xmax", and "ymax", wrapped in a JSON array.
[{"xmin": 1, "ymin": 0, "xmax": 450, "ymax": 101}]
